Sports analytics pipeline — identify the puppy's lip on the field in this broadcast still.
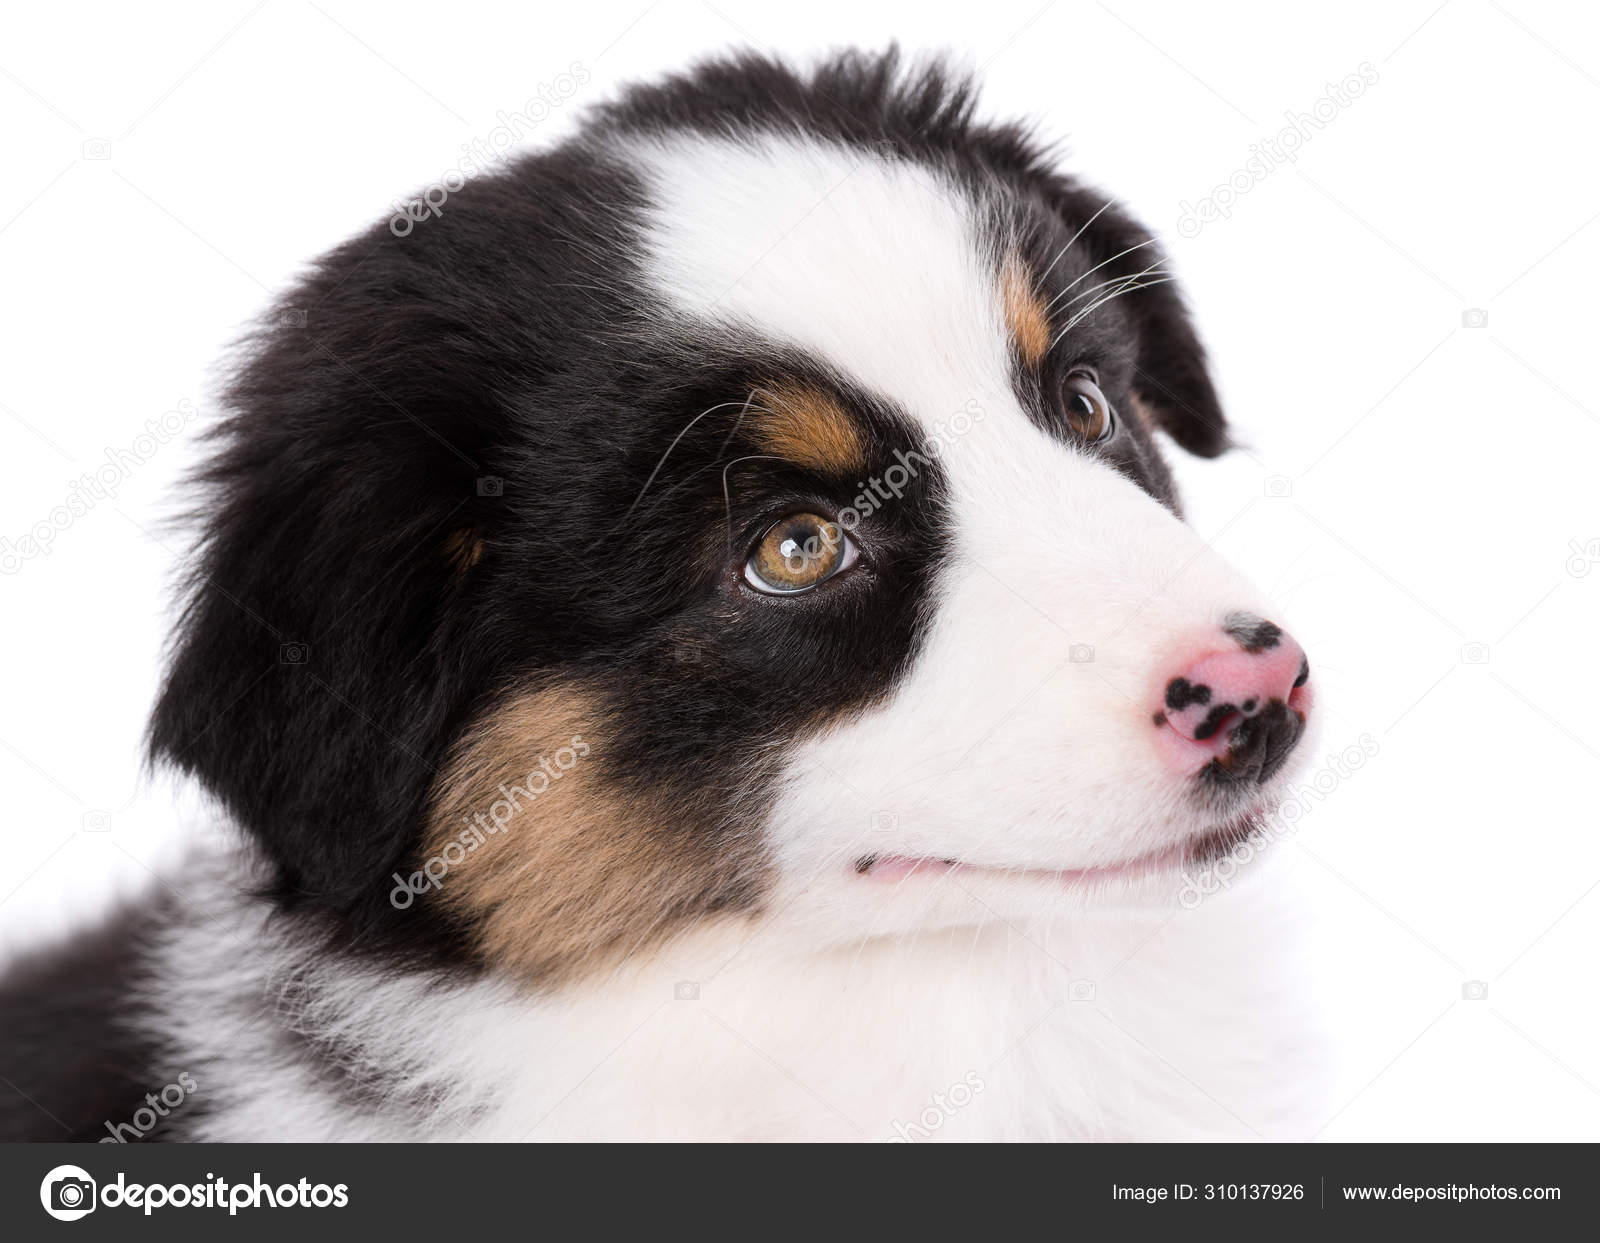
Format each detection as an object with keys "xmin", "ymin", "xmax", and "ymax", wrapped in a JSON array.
[{"xmin": 855, "ymin": 808, "xmax": 1272, "ymax": 888}]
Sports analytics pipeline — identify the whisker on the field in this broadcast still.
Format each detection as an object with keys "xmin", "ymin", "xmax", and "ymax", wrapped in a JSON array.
[
  {"xmin": 1042, "ymin": 238, "xmax": 1161, "ymax": 313},
  {"xmin": 717, "ymin": 390, "xmax": 756, "ymax": 458},
  {"xmin": 601, "ymin": 394, "xmax": 772, "ymax": 542},
  {"xmin": 617, "ymin": 399, "xmax": 756, "ymax": 528},
  {"xmin": 1060, "ymin": 279, "xmax": 1176, "ymax": 341},
  {"xmin": 721, "ymin": 454, "xmax": 789, "ymax": 551},
  {"xmin": 1037, "ymin": 198, "xmax": 1116, "ymax": 282},
  {"xmin": 1052, "ymin": 276, "xmax": 1177, "ymax": 346},
  {"xmin": 1050, "ymin": 260, "xmax": 1171, "ymax": 317}
]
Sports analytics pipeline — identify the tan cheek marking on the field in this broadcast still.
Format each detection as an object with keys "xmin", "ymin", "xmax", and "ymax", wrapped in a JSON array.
[
  {"xmin": 750, "ymin": 383, "xmax": 866, "ymax": 476},
  {"xmin": 424, "ymin": 687, "xmax": 767, "ymax": 988},
  {"xmin": 1001, "ymin": 255, "xmax": 1051, "ymax": 368}
]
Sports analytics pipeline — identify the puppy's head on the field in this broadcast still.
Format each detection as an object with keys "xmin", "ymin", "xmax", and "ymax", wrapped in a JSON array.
[{"xmin": 151, "ymin": 51, "xmax": 1313, "ymax": 985}]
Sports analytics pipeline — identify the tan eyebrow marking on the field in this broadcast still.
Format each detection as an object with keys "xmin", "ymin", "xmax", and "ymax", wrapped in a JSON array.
[
  {"xmin": 1000, "ymin": 253, "xmax": 1051, "ymax": 368},
  {"xmin": 749, "ymin": 382, "xmax": 867, "ymax": 476}
]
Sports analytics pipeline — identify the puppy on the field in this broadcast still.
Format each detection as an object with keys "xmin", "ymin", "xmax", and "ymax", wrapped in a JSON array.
[{"xmin": 1, "ymin": 49, "xmax": 1321, "ymax": 1142}]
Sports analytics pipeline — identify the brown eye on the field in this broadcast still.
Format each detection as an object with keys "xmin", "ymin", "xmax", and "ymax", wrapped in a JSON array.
[
  {"xmin": 1062, "ymin": 371, "xmax": 1115, "ymax": 442},
  {"xmin": 743, "ymin": 513, "xmax": 857, "ymax": 595}
]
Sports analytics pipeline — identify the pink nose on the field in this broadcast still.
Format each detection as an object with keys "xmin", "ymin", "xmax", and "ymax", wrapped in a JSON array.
[{"xmin": 1153, "ymin": 614, "xmax": 1311, "ymax": 785}]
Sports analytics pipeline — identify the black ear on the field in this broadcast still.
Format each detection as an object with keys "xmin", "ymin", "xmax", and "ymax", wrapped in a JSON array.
[
  {"xmin": 1121, "ymin": 271, "xmax": 1231, "ymax": 458},
  {"xmin": 1034, "ymin": 177, "xmax": 1232, "ymax": 457},
  {"xmin": 148, "ymin": 238, "xmax": 498, "ymax": 939}
]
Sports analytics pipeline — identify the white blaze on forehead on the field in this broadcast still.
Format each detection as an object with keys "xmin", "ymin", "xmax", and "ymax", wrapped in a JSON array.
[{"xmin": 626, "ymin": 133, "xmax": 1015, "ymax": 428}]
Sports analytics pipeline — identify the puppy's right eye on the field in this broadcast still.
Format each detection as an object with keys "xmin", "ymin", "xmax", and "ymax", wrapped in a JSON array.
[
  {"xmin": 743, "ymin": 513, "xmax": 858, "ymax": 595},
  {"xmin": 1061, "ymin": 371, "xmax": 1115, "ymax": 443}
]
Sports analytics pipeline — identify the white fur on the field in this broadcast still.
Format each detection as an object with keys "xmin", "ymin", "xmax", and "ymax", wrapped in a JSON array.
[
  {"xmin": 150, "ymin": 133, "xmax": 1326, "ymax": 1142},
  {"xmin": 153, "ymin": 838, "xmax": 1322, "ymax": 1142}
]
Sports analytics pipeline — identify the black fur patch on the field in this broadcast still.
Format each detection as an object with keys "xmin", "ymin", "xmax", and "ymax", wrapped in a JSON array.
[{"xmin": 0, "ymin": 901, "xmax": 183, "ymax": 1142}]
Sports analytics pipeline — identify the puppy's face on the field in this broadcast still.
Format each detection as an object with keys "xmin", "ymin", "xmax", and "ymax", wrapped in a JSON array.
[{"xmin": 153, "ymin": 56, "xmax": 1314, "ymax": 986}]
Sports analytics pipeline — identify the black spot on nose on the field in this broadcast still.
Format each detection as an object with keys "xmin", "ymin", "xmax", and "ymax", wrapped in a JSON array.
[
  {"xmin": 1223, "ymin": 611, "xmax": 1283, "ymax": 654},
  {"xmin": 1293, "ymin": 656, "xmax": 1310, "ymax": 688},
  {"xmin": 1165, "ymin": 677, "xmax": 1211, "ymax": 711},
  {"xmin": 1192, "ymin": 702, "xmax": 1239, "ymax": 741}
]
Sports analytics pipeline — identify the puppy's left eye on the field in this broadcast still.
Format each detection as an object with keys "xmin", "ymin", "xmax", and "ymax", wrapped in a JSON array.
[
  {"xmin": 743, "ymin": 513, "xmax": 858, "ymax": 595},
  {"xmin": 1062, "ymin": 371, "xmax": 1115, "ymax": 442}
]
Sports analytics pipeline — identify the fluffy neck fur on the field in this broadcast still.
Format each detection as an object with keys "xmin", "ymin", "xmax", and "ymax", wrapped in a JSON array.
[{"xmin": 144, "ymin": 830, "xmax": 1324, "ymax": 1142}]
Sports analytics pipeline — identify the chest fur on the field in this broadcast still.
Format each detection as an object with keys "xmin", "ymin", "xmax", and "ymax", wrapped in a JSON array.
[{"xmin": 159, "ymin": 882, "xmax": 1319, "ymax": 1142}]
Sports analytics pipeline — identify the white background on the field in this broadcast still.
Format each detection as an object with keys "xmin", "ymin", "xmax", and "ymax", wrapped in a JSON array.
[{"xmin": 2, "ymin": 0, "xmax": 1597, "ymax": 1141}]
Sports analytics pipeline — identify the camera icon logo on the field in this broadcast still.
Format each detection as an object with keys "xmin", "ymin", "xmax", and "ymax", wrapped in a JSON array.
[
  {"xmin": 1068, "ymin": 643, "xmax": 1095, "ymax": 664},
  {"xmin": 1459, "ymin": 642, "xmax": 1490, "ymax": 665},
  {"xmin": 1068, "ymin": 979, "xmax": 1097, "ymax": 1002},
  {"xmin": 1264, "ymin": 475, "xmax": 1293, "ymax": 498},
  {"xmin": 1565, "ymin": 538, "xmax": 1600, "ymax": 578},
  {"xmin": 81, "ymin": 811, "xmax": 112, "ymax": 833},
  {"xmin": 280, "ymin": 308, "xmax": 308, "ymax": 328},
  {"xmin": 869, "ymin": 811, "xmax": 899, "ymax": 832},
  {"xmin": 40, "ymin": 1165, "xmax": 97, "ymax": 1221},
  {"xmin": 673, "ymin": 980, "xmax": 700, "ymax": 1001},
  {"xmin": 81, "ymin": 138, "xmax": 112, "ymax": 161},
  {"xmin": 476, "ymin": 476, "xmax": 504, "ymax": 497},
  {"xmin": 1462, "ymin": 980, "xmax": 1488, "ymax": 1001},
  {"xmin": 279, "ymin": 642, "xmax": 310, "ymax": 665},
  {"xmin": 1461, "ymin": 308, "xmax": 1489, "ymax": 329}
]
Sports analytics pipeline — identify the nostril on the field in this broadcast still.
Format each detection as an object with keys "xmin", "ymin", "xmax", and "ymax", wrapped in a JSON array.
[{"xmin": 1204, "ymin": 701, "xmax": 1306, "ymax": 786}]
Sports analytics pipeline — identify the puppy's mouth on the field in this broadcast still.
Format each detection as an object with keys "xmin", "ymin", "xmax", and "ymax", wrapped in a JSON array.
[{"xmin": 853, "ymin": 806, "xmax": 1269, "ymax": 889}]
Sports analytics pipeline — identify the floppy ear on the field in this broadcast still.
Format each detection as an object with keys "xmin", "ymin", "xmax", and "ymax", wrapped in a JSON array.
[
  {"xmin": 1120, "ymin": 271, "xmax": 1231, "ymax": 458},
  {"xmin": 148, "ymin": 251, "xmax": 499, "ymax": 940},
  {"xmin": 1037, "ymin": 178, "xmax": 1232, "ymax": 457}
]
